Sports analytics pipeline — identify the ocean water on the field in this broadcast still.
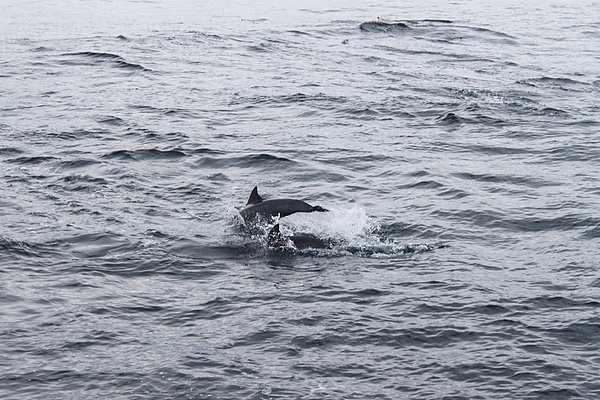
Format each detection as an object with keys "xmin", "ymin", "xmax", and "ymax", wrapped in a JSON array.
[{"xmin": 1, "ymin": 0, "xmax": 600, "ymax": 399}]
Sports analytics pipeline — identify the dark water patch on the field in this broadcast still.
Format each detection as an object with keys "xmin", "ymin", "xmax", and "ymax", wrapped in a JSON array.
[
  {"xmin": 289, "ymin": 170, "xmax": 348, "ymax": 183},
  {"xmin": 88, "ymin": 256, "xmax": 224, "ymax": 280},
  {"xmin": 171, "ymin": 239, "xmax": 257, "ymax": 261},
  {"xmin": 363, "ymin": 55, "xmax": 394, "ymax": 66},
  {"xmin": 207, "ymin": 172, "xmax": 230, "ymax": 181},
  {"xmin": 292, "ymin": 361, "xmax": 378, "ymax": 379},
  {"xmin": 0, "ymin": 291, "xmax": 24, "ymax": 305},
  {"xmin": 467, "ymin": 25, "xmax": 517, "ymax": 39},
  {"xmin": 375, "ymin": 44, "xmax": 458, "ymax": 58},
  {"xmin": 437, "ymin": 112, "xmax": 463, "ymax": 125},
  {"xmin": 55, "ymin": 174, "xmax": 108, "ymax": 192},
  {"xmin": 470, "ymin": 304, "xmax": 511, "ymax": 315},
  {"xmin": 62, "ymin": 330, "xmax": 125, "ymax": 350},
  {"xmin": 288, "ymin": 29, "xmax": 311, "ymax": 36},
  {"xmin": 454, "ymin": 172, "xmax": 556, "ymax": 188},
  {"xmin": 2, "ymin": 369, "xmax": 158, "ymax": 399},
  {"xmin": 525, "ymin": 388, "xmax": 583, "ymax": 400},
  {"xmin": 518, "ymin": 76, "xmax": 590, "ymax": 90},
  {"xmin": 319, "ymin": 153, "xmax": 393, "ymax": 171},
  {"xmin": 196, "ymin": 153, "xmax": 296, "ymax": 170},
  {"xmin": 437, "ymin": 188, "xmax": 470, "ymax": 199},
  {"xmin": 380, "ymin": 222, "xmax": 430, "ymax": 238},
  {"xmin": 544, "ymin": 144, "xmax": 600, "ymax": 163},
  {"xmin": 130, "ymin": 129, "xmax": 189, "ymax": 145},
  {"xmin": 433, "ymin": 210, "xmax": 600, "ymax": 232},
  {"xmin": 359, "ymin": 325, "xmax": 485, "ymax": 349},
  {"xmin": 442, "ymin": 361, "xmax": 517, "ymax": 383},
  {"xmin": 97, "ymin": 115, "xmax": 126, "ymax": 126},
  {"xmin": 371, "ymin": 20, "xmax": 517, "ymax": 46},
  {"xmin": 161, "ymin": 108, "xmax": 200, "ymax": 118},
  {"xmin": 231, "ymin": 92, "xmax": 348, "ymax": 109},
  {"xmin": 68, "ymin": 51, "xmax": 122, "ymax": 60},
  {"xmin": 547, "ymin": 320, "xmax": 600, "ymax": 346},
  {"xmin": 316, "ymin": 288, "xmax": 388, "ymax": 304},
  {"xmin": 31, "ymin": 46, "xmax": 52, "ymax": 52},
  {"xmin": 397, "ymin": 179, "xmax": 445, "ymax": 190},
  {"xmin": 407, "ymin": 169, "xmax": 430, "ymax": 178},
  {"xmin": 187, "ymin": 31, "xmax": 224, "ymax": 41},
  {"xmin": 58, "ymin": 159, "xmax": 100, "ymax": 169},
  {"xmin": 0, "ymin": 237, "xmax": 59, "ymax": 260},
  {"xmin": 359, "ymin": 21, "xmax": 410, "ymax": 33},
  {"xmin": 246, "ymin": 42, "xmax": 277, "ymax": 53},
  {"xmin": 407, "ymin": 19, "xmax": 454, "ymax": 25},
  {"xmin": 566, "ymin": 119, "xmax": 600, "ymax": 127},
  {"xmin": 335, "ymin": 106, "xmax": 379, "ymax": 120},
  {"xmin": 457, "ymin": 143, "xmax": 539, "ymax": 156},
  {"xmin": 435, "ymin": 111, "xmax": 506, "ymax": 126},
  {"xmin": 36, "ymin": 129, "xmax": 102, "ymax": 141},
  {"xmin": 6, "ymin": 155, "xmax": 58, "ymax": 165},
  {"xmin": 537, "ymin": 107, "xmax": 570, "ymax": 118},
  {"xmin": 581, "ymin": 225, "xmax": 600, "ymax": 239},
  {"xmin": 159, "ymin": 298, "xmax": 239, "ymax": 327},
  {"xmin": 431, "ymin": 209, "xmax": 504, "ymax": 229},
  {"xmin": 495, "ymin": 215, "xmax": 599, "ymax": 233},
  {"xmin": 103, "ymin": 148, "xmax": 187, "ymax": 161},
  {"xmin": 4, "ymin": 174, "xmax": 49, "ymax": 185},
  {"xmin": 482, "ymin": 318, "xmax": 528, "ymax": 329},
  {"xmin": 128, "ymin": 104, "xmax": 201, "ymax": 119},
  {"xmin": 0, "ymin": 147, "xmax": 23, "ymax": 156},
  {"xmin": 528, "ymin": 296, "xmax": 600, "ymax": 310},
  {"xmin": 181, "ymin": 355, "xmax": 230, "ymax": 372},
  {"xmin": 55, "ymin": 232, "xmax": 134, "ymax": 258},
  {"xmin": 162, "ymin": 30, "xmax": 225, "ymax": 46}
]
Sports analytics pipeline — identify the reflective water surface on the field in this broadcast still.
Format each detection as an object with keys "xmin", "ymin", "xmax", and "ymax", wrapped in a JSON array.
[{"xmin": 1, "ymin": 0, "xmax": 599, "ymax": 399}]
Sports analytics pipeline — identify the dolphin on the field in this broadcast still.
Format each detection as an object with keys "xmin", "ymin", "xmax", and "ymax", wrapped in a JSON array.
[
  {"xmin": 267, "ymin": 224, "xmax": 331, "ymax": 250},
  {"xmin": 239, "ymin": 186, "xmax": 328, "ymax": 224}
]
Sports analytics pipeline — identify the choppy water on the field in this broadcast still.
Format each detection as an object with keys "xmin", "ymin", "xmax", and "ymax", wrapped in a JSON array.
[{"xmin": 2, "ymin": 0, "xmax": 600, "ymax": 399}]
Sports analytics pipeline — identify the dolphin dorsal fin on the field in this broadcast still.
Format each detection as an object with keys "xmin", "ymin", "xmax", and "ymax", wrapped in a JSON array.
[
  {"xmin": 246, "ymin": 186, "xmax": 264, "ymax": 205},
  {"xmin": 269, "ymin": 223, "xmax": 281, "ymax": 236},
  {"xmin": 267, "ymin": 224, "xmax": 285, "ymax": 247}
]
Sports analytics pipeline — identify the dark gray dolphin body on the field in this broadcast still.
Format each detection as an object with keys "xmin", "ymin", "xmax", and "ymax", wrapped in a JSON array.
[
  {"xmin": 267, "ymin": 224, "xmax": 331, "ymax": 250},
  {"xmin": 240, "ymin": 187, "xmax": 328, "ymax": 224}
]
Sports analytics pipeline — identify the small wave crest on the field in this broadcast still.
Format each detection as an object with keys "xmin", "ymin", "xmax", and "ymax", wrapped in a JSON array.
[
  {"xmin": 359, "ymin": 21, "xmax": 410, "ymax": 33},
  {"xmin": 60, "ymin": 52, "xmax": 149, "ymax": 71}
]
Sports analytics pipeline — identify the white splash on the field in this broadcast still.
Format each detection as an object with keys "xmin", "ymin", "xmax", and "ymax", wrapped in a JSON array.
[{"xmin": 280, "ymin": 206, "xmax": 380, "ymax": 246}]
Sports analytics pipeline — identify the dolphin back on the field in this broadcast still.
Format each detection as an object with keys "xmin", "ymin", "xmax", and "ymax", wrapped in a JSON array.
[
  {"xmin": 267, "ymin": 224, "xmax": 330, "ymax": 250},
  {"xmin": 240, "ymin": 187, "xmax": 328, "ymax": 223},
  {"xmin": 241, "ymin": 199, "xmax": 315, "ymax": 222}
]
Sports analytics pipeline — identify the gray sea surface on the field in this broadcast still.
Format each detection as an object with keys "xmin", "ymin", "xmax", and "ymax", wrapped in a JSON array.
[{"xmin": 1, "ymin": 0, "xmax": 600, "ymax": 399}]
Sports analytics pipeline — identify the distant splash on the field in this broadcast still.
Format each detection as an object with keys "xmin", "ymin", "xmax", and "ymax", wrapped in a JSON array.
[{"xmin": 281, "ymin": 207, "xmax": 442, "ymax": 257}]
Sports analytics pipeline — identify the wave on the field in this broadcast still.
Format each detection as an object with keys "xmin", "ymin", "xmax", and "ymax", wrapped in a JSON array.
[
  {"xmin": 102, "ymin": 148, "xmax": 188, "ymax": 161},
  {"xmin": 518, "ymin": 76, "xmax": 590, "ymax": 87},
  {"xmin": 60, "ymin": 52, "xmax": 149, "ymax": 71},
  {"xmin": 196, "ymin": 153, "xmax": 297, "ymax": 170},
  {"xmin": 6, "ymin": 155, "xmax": 58, "ymax": 165},
  {"xmin": 358, "ymin": 19, "xmax": 516, "ymax": 44},
  {"xmin": 359, "ymin": 21, "xmax": 410, "ymax": 33}
]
